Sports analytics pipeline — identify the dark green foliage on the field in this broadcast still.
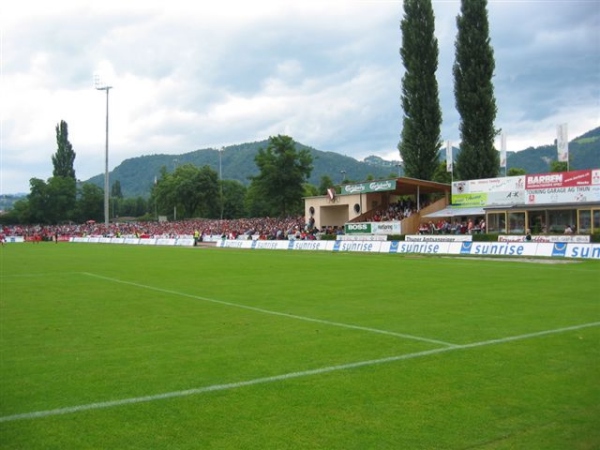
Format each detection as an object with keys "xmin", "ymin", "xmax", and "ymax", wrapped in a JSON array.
[
  {"xmin": 453, "ymin": 0, "xmax": 499, "ymax": 180},
  {"xmin": 221, "ymin": 179, "xmax": 247, "ymax": 219},
  {"xmin": 111, "ymin": 180, "xmax": 123, "ymax": 199},
  {"xmin": 432, "ymin": 161, "xmax": 452, "ymax": 184},
  {"xmin": 472, "ymin": 233, "xmax": 500, "ymax": 242},
  {"xmin": 550, "ymin": 160, "xmax": 569, "ymax": 173},
  {"xmin": 152, "ymin": 164, "xmax": 220, "ymax": 219},
  {"xmin": 386, "ymin": 234, "xmax": 406, "ymax": 241},
  {"xmin": 244, "ymin": 182, "xmax": 271, "ymax": 218},
  {"xmin": 47, "ymin": 176, "xmax": 77, "ymax": 222},
  {"xmin": 399, "ymin": 0, "xmax": 442, "ymax": 180},
  {"xmin": 248, "ymin": 135, "xmax": 313, "ymax": 217},
  {"xmin": 75, "ymin": 183, "xmax": 104, "ymax": 222},
  {"xmin": 318, "ymin": 233, "xmax": 338, "ymax": 240},
  {"xmin": 26, "ymin": 178, "xmax": 50, "ymax": 223},
  {"xmin": 52, "ymin": 120, "xmax": 76, "ymax": 179},
  {"xmin": 318, "ymin": 175, "xmax": 335, "ymax": 195},
  {"xmin": 507, "ymin": 167, "xmax": 527, "ymax": 176},
  {"xmin": 110, "ymin": 196, "xmax": 149, "ymax": 219},
  {"xmin": 24, "ymin": 177, "xmax": 76, "ymax": 224},
  {"xmin": 303, "ymin": 183, "xmax": 319, "ymax": 198}
]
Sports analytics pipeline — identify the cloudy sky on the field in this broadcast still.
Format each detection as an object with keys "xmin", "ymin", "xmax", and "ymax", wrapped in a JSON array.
[{"xmin": 1, "ymin": 0, "xmax": 599, "ymax": 194}]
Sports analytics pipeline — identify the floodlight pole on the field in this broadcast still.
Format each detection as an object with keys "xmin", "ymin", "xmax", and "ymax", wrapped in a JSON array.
[
  {"xmin": 219, "ymin": 147, "xmax": 224, "ymax": 220},
  {"xmin": 95, "ymin": 82, "xmax": 112, "ymax": 227}
]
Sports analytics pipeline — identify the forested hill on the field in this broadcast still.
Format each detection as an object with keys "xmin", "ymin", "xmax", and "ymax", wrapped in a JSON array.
[
  {"xmin": 85, "ymin": 141, "xmax": 399, "ymax": 198},
  {"xmin": 504, "ymin": 126, "xmax": 600, "ymax": 174},
  {"xmin": 86, "ymin": 128, "xmax": 600, "ymax": 198}
]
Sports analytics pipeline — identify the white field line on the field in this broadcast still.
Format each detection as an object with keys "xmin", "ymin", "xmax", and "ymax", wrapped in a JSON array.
[
  {"xmin": 1, "ymin": 321, "xmax": 598, "ymax": 424},
  {"xmin": 80, "ymin": 272, "xmax": 456, "ymax": 347}
]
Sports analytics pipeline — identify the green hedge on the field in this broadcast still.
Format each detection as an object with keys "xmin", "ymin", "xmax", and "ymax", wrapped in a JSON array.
[
  {"xmin": 387, "ymin": 234, "xmax": 405, "ymax": 241},
  {"xmin": 472, "ymin": 233, "xmax": 500, "ymax": 242},
  {"xmin": 318, "ymin": 233, "xmax": 338, "ymax": 241}
]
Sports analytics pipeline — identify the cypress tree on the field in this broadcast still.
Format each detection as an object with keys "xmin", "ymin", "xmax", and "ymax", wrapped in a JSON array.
[
  {"xmin": 398, "ymin": 0, "xmax": 442, "ymax": 181},
  {"xmin": 453, "ymin": 0, "xmax": 499, "ymax": 180}
]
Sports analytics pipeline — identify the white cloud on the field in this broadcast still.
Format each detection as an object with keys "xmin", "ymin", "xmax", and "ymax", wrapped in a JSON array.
[{"xmin": 1, "ymin": 0, "xmax": 598, "ymax": 193}]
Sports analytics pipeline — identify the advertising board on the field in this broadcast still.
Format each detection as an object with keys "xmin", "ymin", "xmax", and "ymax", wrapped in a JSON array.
[
  {"xmin": 344, "ymin": 222, "xmax": 401, "ymax": 235},
  {"xmin": 525, "ymin": 169, "xmax": 597, "ymax": 189},
  {"xmin": 342, "ymin": 180, "xmax": 396, "ymax": 194}
]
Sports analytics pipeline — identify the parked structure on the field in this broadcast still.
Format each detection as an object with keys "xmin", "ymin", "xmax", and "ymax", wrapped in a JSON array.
[{"xmin": 304, "ymin": 169, "xmax": 600, "ymax": 236}]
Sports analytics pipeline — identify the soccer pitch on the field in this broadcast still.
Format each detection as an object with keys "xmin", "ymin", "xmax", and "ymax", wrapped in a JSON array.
[{"xmin": 1, "ymin": 243, "xmax": 599, "ymax": 449}]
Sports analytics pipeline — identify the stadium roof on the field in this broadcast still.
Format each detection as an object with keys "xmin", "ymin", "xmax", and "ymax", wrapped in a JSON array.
[{"xmin": 388, "ymin": 177, "xmax": 451, "ymax": 197}]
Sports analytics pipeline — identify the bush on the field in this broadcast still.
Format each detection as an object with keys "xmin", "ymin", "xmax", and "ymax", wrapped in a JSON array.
[
  {"xmin": 387, "ymin": 234, "xmax": 405, "ymax": 241},
  {"xmin": 472, "ymin": 233, "xmax": 500, "ymax": 242},
  {"xmin": 318, "ymin": 233, "xmax": 338, "ymax": 241}
]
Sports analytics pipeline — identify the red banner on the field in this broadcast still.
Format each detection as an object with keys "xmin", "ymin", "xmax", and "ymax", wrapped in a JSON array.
[{"xmin": 525, "ymin": 170, "xmax": 592, "ymax": 190}]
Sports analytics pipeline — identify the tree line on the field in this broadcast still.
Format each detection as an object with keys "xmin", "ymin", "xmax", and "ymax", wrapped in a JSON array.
[{"xmin": 2, "ymin": 129, "xmax": 321, "ymax": 225}]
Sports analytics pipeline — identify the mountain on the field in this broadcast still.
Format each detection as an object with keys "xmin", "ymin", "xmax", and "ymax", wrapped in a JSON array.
[
  {"xmin": 85, "ymin": 141, "xmax": 399, "ymax": 198},
  {"xmin": 86, "ymin": 128, "xmax": 600, "ymax": 198},
  {"xmin": 503, "ymin": 127, "xmax": 600, "ymax": 173}
]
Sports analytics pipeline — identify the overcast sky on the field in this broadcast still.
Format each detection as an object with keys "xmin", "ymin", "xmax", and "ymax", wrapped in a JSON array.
[{"xmin": 1, "ymin": 0, "xmax": 599, "ymax": 194}]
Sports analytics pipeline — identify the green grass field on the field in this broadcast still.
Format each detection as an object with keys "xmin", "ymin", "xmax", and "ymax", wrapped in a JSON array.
[{"xmin": 1, "ymin": 243, "xmax": 599, "ymax": 449}]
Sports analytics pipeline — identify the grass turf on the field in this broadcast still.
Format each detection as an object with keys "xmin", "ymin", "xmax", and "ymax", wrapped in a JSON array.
[{"xmin": 0, "ymin": 243, "xmax": 599, "ymax": 449}]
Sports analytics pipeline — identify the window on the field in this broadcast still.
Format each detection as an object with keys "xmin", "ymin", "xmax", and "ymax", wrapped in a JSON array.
[
  {"xmin": 487, "ymin": 212, "xmax": 506, "ymax": 234},
  {"xmin": 529, "ymin": 212, "xmax": 547, "ymax": 234},
  {"xmin": 547, "ymin": 209, "xmax": 577, "ymax": 234},
  {"xmin": 508, "ymin": 211, "xmax": 526, "ymax": 234},
  {"xmin": 578, "ymin": 210, "xmax": 591, "ymax": 234}
]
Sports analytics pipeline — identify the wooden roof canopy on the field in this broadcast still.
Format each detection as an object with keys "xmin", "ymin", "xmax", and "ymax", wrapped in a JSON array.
[{"xmin": 388, "ymin": 176, "xmax": 451, "ymax": 196}]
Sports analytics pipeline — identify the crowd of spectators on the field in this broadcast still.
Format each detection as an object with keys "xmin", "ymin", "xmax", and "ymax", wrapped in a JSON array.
[
  {"xmin": 370, "ymin": 199, "xmax": 424, "ymax": 222},
  {"xmin": 1, "ymin": 199, "xmax": 489, "ymax": 242},
  {"xmin": 418, "ymin": 217, "xmax": 486, "ymax": 235},
  {"xmin": 0, "ymin": 216, "xmax": 328, "ymax": 242}
]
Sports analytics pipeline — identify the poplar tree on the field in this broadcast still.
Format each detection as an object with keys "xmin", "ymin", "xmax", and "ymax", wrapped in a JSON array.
[
  {"xmin": 453, "ymin": 0, "xmax": 499, "ymax": 180},
  {"xmin": 52, "ymin": 120, "xmax": 76, "ymax": 179},
  {"xmin": 398, "ymin": 0, "xmax": 442, "ymax": 181}
]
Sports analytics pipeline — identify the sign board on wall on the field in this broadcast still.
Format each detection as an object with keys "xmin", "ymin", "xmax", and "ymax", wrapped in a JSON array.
[
  {"xmin": 453, "ymin": 176, "xmax": 525, "ymax": 195},
  {"xmin": 526, "ymin": 185, "xmax": 600, "ymax": 205},
  {"xmin": 525, "ymin": 169, "xmax": 596, "ymax": 189},
  {"xmin": 451, "ymin": 169, "xmax": 600, "ymax": 207},
  {"xmin": 452, "ymin": 191, "xmax": 525, "ymax": 207}
]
